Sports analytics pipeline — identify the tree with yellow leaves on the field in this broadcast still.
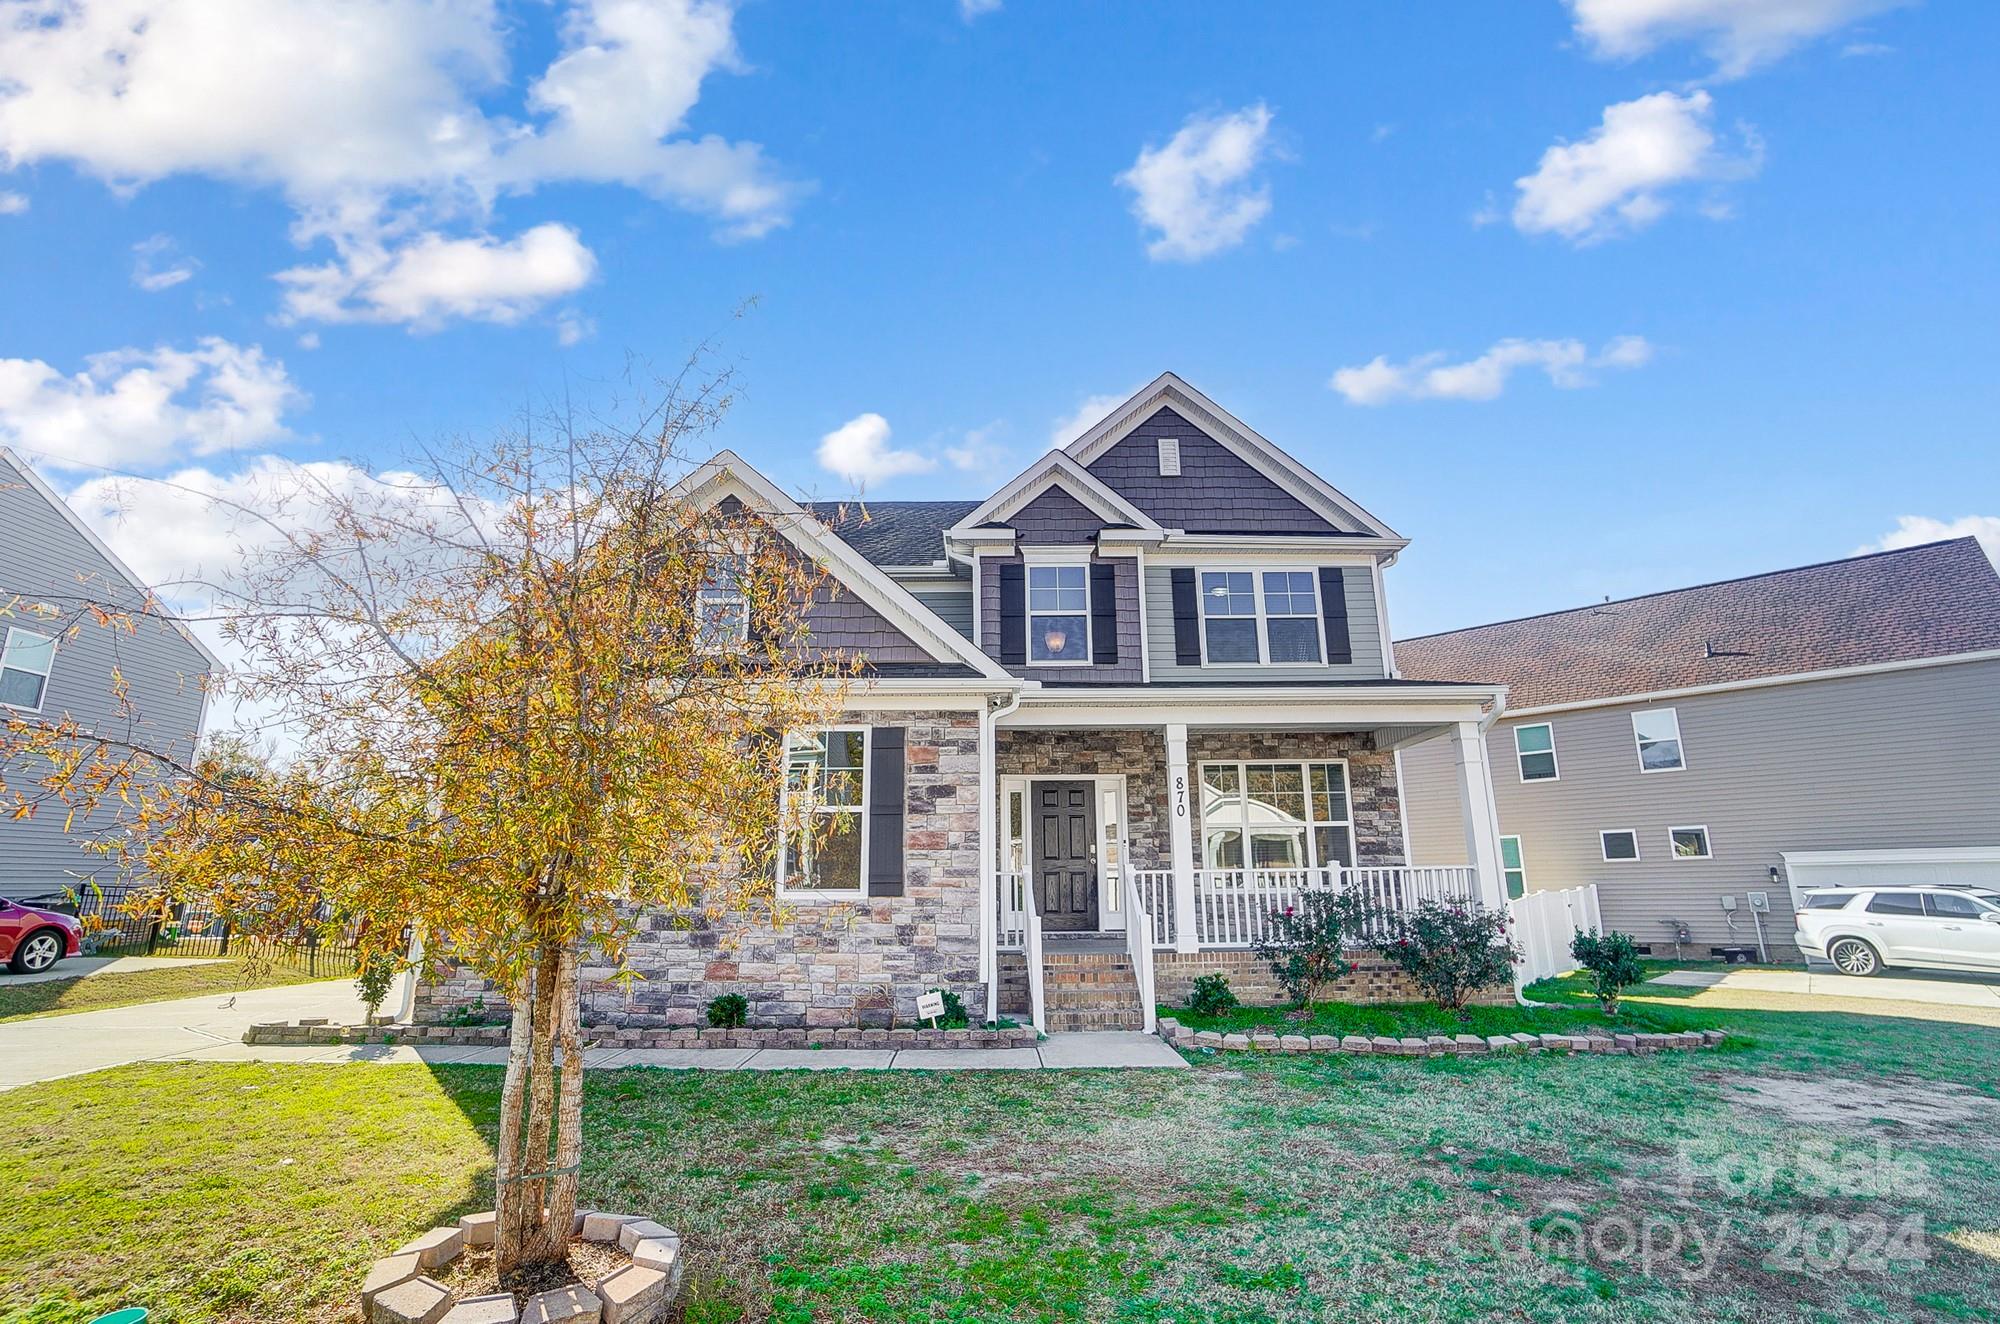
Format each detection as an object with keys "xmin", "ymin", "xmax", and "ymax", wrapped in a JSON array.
[{"xmin": 1, "ymin": 364, "xmax": 850, "ymax": 1280}]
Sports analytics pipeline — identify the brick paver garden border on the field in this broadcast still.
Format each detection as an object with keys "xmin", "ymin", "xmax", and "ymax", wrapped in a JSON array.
[
  {"xmin": 249, "ymin": 1019, "xmax": 1040, "ymax": 1051},
  {"xmin": 1155, "ymin": 1017, "xmax": 1730, "ymax": 1057}
]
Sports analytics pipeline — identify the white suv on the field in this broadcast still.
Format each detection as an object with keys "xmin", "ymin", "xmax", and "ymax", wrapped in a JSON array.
[{"xmin": 1795, "ymin": 886, "xmax": 2000, "ymax": 977}]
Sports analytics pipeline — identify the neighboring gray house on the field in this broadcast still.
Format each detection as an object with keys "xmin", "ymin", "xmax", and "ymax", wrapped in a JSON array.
[
  {"xmin": 1396, "ymin": 539, "xmax": 2000, "ymax": 963},
  {"xmin": 419, "ymin": 373, "xmax": 1516, "ymax": 1030},
  {"xmin": 0, "ymin": 448, "xmax": 215, "ymax": 898}
]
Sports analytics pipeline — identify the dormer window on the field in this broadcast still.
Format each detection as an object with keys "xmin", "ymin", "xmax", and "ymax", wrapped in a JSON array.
[{"xmin": 1157, "ymin": 437, "xmax": 1181, "ymax": 476}]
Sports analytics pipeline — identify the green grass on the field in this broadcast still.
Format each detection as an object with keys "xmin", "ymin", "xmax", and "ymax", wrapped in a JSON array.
[
  {"xmin": 5, "ymin": 971, "xmax": 2000, "ymax": 1323},
  {"xmin": 0, "ymin": 959, "xmax": 331, "ymax": 1024}
]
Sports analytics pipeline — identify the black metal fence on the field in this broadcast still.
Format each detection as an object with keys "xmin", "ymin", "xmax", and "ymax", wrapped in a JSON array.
[{"xmin": 27, "ymin": 882, "xmax": 365, "ymax": 978}]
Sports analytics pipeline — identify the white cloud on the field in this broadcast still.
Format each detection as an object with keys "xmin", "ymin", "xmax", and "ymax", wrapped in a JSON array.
[
  {"xmin": 943, "ymin": 422, "xmax": 1010, "ymax": 477},
  {"xmin": 816, "ymin": 413, "xmax": 936, "ymax": 488},
  {"xmin": 1048, "ymin": 389, "xmax": 1139, "ymax": 449},
  {"xmin": 0, "ymin": 191, "xmax": 27, "ymax": 215},
  {"xmin": 0, "ymin": 338, "xmax": 304, "ymax": 471},
  {"xmin": 959, "ymin": 0, "xmax": 1003, "ymax": 19},
  {"xmin": 131, "ymin": 234, "xmax": 199, "ymax": 291},
  {"xmin": 555, "ymin": 309, "xmax": 597, "ymax": 347},
  {"xmin": 1330, "ymin": 335, "xmax": 1654, "ymax": 406},
  {"xmin": 1858, "ymin": 516, "xmax": 2000, "ymax": 569},
  {"xmin": 275, "ymin": 223, "xmax": 597, "ymax": 330},
  {"xmin": 0, "ymin": 0, "xmax": 799, "ymax": 325},
  {"xmin": 1116, "ymin": 103, "xmax": 1275, "ymax": 261},
  {"xmin": 1512, "ymin": 91, "xmax": 1756, "ymax": 244},
  {"xmin": 1565, "ymin": 0, "xmax": 1905, "ymax": 79}
]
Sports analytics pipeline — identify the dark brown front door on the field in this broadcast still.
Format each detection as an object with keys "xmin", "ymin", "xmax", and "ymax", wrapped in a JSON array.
[{"xmin": 1033, "ymin": 780, "xmax": 1098, "ymax": 931}]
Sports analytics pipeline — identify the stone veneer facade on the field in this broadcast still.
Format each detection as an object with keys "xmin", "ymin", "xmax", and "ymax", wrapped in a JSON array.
[
  {"xmin": 417, "ymin": 720, "xmax": 1415, "ymax": 1028},
  {"xmin": 415, "ymin": 708, "xmax": 985, "ymax": 1029}
]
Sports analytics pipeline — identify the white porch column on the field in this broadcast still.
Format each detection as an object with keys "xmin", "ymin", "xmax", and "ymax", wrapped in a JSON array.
[
  {"xmin": 1450, "ymin": 720, "xmax": 1508, "ymax": 912},
  {"xmin": 1165, "ymin": 722, "xmax": 1200, "ymax": 953}
]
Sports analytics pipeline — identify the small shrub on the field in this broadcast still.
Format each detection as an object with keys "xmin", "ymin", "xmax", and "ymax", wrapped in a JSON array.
[
  {"xmin": 706, "ymin": 992, "xmax": 750, "ymax": 1028},
  {"xmin": 927, "ymin": 988, "xmax": 970, "ymax": 1029},
  {"xmin": 1571, "ymin": 929, "xmax": 1646, "ymax": 1015},
  {"xmin": 354, "ymin": 956, "xmax": 398, "ymax": 1025},
  {"xmin": 444, "ymin": 998, "xmax": 493, "ymax": 1027},
  {"xmin": 1253, "ymin": 889, "xmax": 1371, "ymax": 1007},
  {"xmin": 1375, "ymin": 897, "xmax": 1519, "ymax": 1013},
  {"xmin": 1185, "ymin": 973, "xmax": 1239, "ymax": 1017}
]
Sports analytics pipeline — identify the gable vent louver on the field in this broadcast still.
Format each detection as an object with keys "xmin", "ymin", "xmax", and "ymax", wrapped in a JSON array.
[{"xmin": 1156, "ymin": 436, "xmax": 1181, "ymax": 476}]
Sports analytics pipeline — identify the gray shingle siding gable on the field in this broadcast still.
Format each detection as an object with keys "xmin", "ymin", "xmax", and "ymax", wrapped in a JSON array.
[
  {"xmin": 1397, "ymin": 657, "xmax": 2000, "ymax": 961},
  {"xmin": 1, "ymin": 452, "xmax": 210, "ymax": 896},
  {"xmin": 1145, "ymin": 564, "xmax": 1385, "ymax": 681},
  {"xmin": 1084, "ymin": 407, "xmax": 1344, "ymax": 535},
  {"xmin": 979, "ymin": 553, "xmax": 1143, "ymax": 684},
  {"xmin": 802, "ymin": 585, "xmax": 933, "ymax": 663},
  {"xmin": 1007, "ymin": 484, "xmax": 1111, "ymax": 544}
]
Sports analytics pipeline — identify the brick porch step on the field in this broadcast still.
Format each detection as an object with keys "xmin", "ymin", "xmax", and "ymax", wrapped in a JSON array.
[{"xmin": 1044, "ymin": 1006, "xmax": 1145, "ymax": 1032}]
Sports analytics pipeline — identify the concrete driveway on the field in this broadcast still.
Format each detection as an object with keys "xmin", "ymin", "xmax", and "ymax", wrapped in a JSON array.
[
  {"xmin": 1652, "ymin": 965, "xmax": 2000, "ymax": 1008},
  {"xmin": 0, "ymin": 977, "xmax": 370, "ymax": 1090}
]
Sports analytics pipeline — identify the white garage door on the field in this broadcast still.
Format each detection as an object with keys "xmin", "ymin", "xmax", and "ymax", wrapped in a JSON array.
[{"xmin": 1782, "ymin": 847, "xmax": 2000, "ymax": 909}]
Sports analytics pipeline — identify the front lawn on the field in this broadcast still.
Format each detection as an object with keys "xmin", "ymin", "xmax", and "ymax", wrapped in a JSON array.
[
  {"xmin": 0, "ymin": 959, "xmax": 331, "ymax": 1025},
  {"xmin": 7, "ymin": 974, "xmax": 2000, "ymax": 1324}
]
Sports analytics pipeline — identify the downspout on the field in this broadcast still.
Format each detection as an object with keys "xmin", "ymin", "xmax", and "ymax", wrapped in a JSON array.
[{"xmin": 980, "ymin": 687, "xmax": 1024, "ymax": 1026}]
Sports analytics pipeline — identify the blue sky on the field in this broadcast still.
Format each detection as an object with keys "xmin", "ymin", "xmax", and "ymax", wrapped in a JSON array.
[{"xmin": 1, "ymin": 0, "xmax": 1995, "ymax": 637}]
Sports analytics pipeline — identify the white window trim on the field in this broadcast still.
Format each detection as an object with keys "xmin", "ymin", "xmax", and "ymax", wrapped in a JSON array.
[
  {"xmin": 1668, "ymin": 824, "xmax": 1713, "ymax": 861},
  {"xmin": 0, "ymin": 625, "xmax": 57, "ymax": 714},
  {"xmin": 776, "ymin": 726, "xmax": 870, "ymax": 900},
  {"xmin": 1195, "ymin": 758, "xmax": 1356, "ymax": 871},
  {"xmin": 1514, "ymin": 722, "xmax": 1560, "ymax": 783},
  {"xmin": 1599, "ymin": 829, "xmax": 1642, "ymax": 863},
  {"xmin": 1194, "ymin": 566, "xmax": 1327, "ymax": 668},
  {"xmin": 1026, "ymin": 561, "xmax": 1093, "ymax": 666},
  {"xmin": 1500, "ymin": 834, "xmax": 1526, "ymax": 897},
  {"xmin": 1631, "ymin": 706, "xmax": 1687, "ymax": 774}
]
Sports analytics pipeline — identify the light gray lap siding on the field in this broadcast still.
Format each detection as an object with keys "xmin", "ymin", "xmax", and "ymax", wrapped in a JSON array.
[
  {"xmin": 910, "ymin": 590, "xmax": 974, "ymax": 640},
  {"xmin": 1143, "ymin": 564, "xmax": 1386, "ymax": 681},
  {"xmin": 0, "ymin": 453, "xmax": 209, "ymax": 895},
  {"xmin": 1398, "ymin": 657, "xmax": 2000, "ymax": 959}
]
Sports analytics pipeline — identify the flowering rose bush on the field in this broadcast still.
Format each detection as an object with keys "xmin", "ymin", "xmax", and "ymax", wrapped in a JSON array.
[
  {"xmin": 1252, "ymin": 888, "xmax": 1373, "ymax": 1007},
  {"xmin": 1375, "ymin": 897, "xmax": 1519, "ymax": 1012}
]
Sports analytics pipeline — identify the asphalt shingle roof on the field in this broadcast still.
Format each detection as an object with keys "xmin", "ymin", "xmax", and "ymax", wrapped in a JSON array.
[
  {"xmin": 805, "ymin": 500, "xmax": 978, "ymax": 566},
  {"xmin": 1395, "ymin": 538, "xmax": 2000, "ymax": 710}
]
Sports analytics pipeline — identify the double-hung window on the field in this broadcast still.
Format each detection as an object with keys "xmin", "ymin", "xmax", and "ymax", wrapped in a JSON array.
[
  {"xmin": 0, "ymin": 627, "xmax": 56, "ymax": 711},
  {"xmin": 1500, "ymin": 836, "xmax": 1526, "ymax": 899},
  {"xmin": 779, "ymin": 729, "xmax": 868, "ymax": 895},
  {"xmin": 1199, "ymin": 760, "xmax": 1355, "ymax": 871},
  {"xmin": 1198, "ymin": 569, "xmax": 1323, "ymax": 664},
  {"xmin": 695, "ymin": 554, "xmax": 749, "ymax": 650},
  {"xmin": 1027, "ymin": 564, "xmax": 1090, "ymax": 663},
  {"xmin": 1514, "ymin": 723, "xmax": 1558, "ymax": 782},
  {"xmin": 1632, "ymin": 708, "xmax": 1685, "ymax": 772}
]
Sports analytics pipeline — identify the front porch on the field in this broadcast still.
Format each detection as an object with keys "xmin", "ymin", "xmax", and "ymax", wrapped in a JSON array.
[{"xmin": 977, "ymin": 694, "xmax": 1512, "ymax": 1032}]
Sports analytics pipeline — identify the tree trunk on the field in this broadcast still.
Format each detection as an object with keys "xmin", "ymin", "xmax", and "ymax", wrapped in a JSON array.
[
  {"xmin": 494, "ymin": 939, "xmax": 577, "ymax": 1276},
  {"xmin": 494, "ymin": 971, "xmax": 538, "ymax": 1276}
]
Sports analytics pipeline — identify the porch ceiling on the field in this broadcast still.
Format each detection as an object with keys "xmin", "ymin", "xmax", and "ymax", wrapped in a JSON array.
[{"xmin": 995, "ymin": 681, "xmax": 1502, "ymax": 743}]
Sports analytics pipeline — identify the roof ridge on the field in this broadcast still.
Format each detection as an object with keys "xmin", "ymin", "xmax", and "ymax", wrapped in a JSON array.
[{"xmin": 1397, "ymin": 538, "xmax": 1991, "ymax": 644}]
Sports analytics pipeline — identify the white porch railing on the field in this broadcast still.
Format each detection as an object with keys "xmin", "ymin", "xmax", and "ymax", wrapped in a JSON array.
[
  {"xmin": 1121, "ymin": 870, "xmax": 1158, "ymax": 1032},
  {"xmin": 1022, "ymin": 878, "xmax": 1047, "ymax": 1032},
  {"xmin": 1000, "ymin": 865, "xmax": 1482, "ymax": 954}
]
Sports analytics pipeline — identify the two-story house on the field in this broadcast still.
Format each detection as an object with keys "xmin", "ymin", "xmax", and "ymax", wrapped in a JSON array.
[
  {"xmin": 1396, "ymin": 538, "xmax": 2000, "ymax": 965},
  {"xmin": 422, "ymin": 374, "xmax": 1512, "ymax": 1034},
  {"xmin": 1, "ymin": 447, "xmax": 216, "ymax": 900}
]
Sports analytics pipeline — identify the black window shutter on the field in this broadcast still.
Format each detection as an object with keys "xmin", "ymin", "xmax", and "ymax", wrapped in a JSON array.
[
  {"xmin": 1170, "ymin": 567, "xmax": 1200, "ymax": 666},
  {"xmin": 866, "ymin": 727, "xmax": 906, "ymax": 896},
  {"xmin": 998, "ymin": 562, "xmax": 1026, "ymax": 665},
  {"xmin": 1318, "ymin": 566, "xmax": 1352, "ymax": 665},
  {"xmin": 1090, "ymin": 562, "xmax": 1118, "ymax": 664}
]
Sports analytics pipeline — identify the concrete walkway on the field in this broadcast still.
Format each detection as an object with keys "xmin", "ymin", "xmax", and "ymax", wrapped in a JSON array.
[
  {"xmin": 0, "ymin": 978, "xmax": 1183, "ymax": 1089},
  {"xmin": 0, "ymin": 954, "xmax": 227, "ymax": 987},
  {"xmin": 1651, "ymin": 966, "xmax": 2000, "ymax": 1007}
]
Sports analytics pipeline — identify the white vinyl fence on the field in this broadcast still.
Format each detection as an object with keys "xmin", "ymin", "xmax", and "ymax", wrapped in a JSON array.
[{"xmin": 1509, "ymin": 885, "xmax": 1604, "ymax": 986}]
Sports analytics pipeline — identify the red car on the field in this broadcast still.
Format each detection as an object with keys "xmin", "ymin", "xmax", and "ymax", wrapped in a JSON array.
[{"xmin": 1, "ymin": 896, "xmax": 84, "ymax": 974}]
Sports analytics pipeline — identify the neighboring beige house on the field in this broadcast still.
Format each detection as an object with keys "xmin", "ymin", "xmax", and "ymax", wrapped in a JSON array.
[
  {"xmin": 416, "ymin": 373, "xmax": 1516, "ymax": 1031},
  {"xmin": 1396, "ymin": 539, "xmax": 2000, "ymax": 964}
]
